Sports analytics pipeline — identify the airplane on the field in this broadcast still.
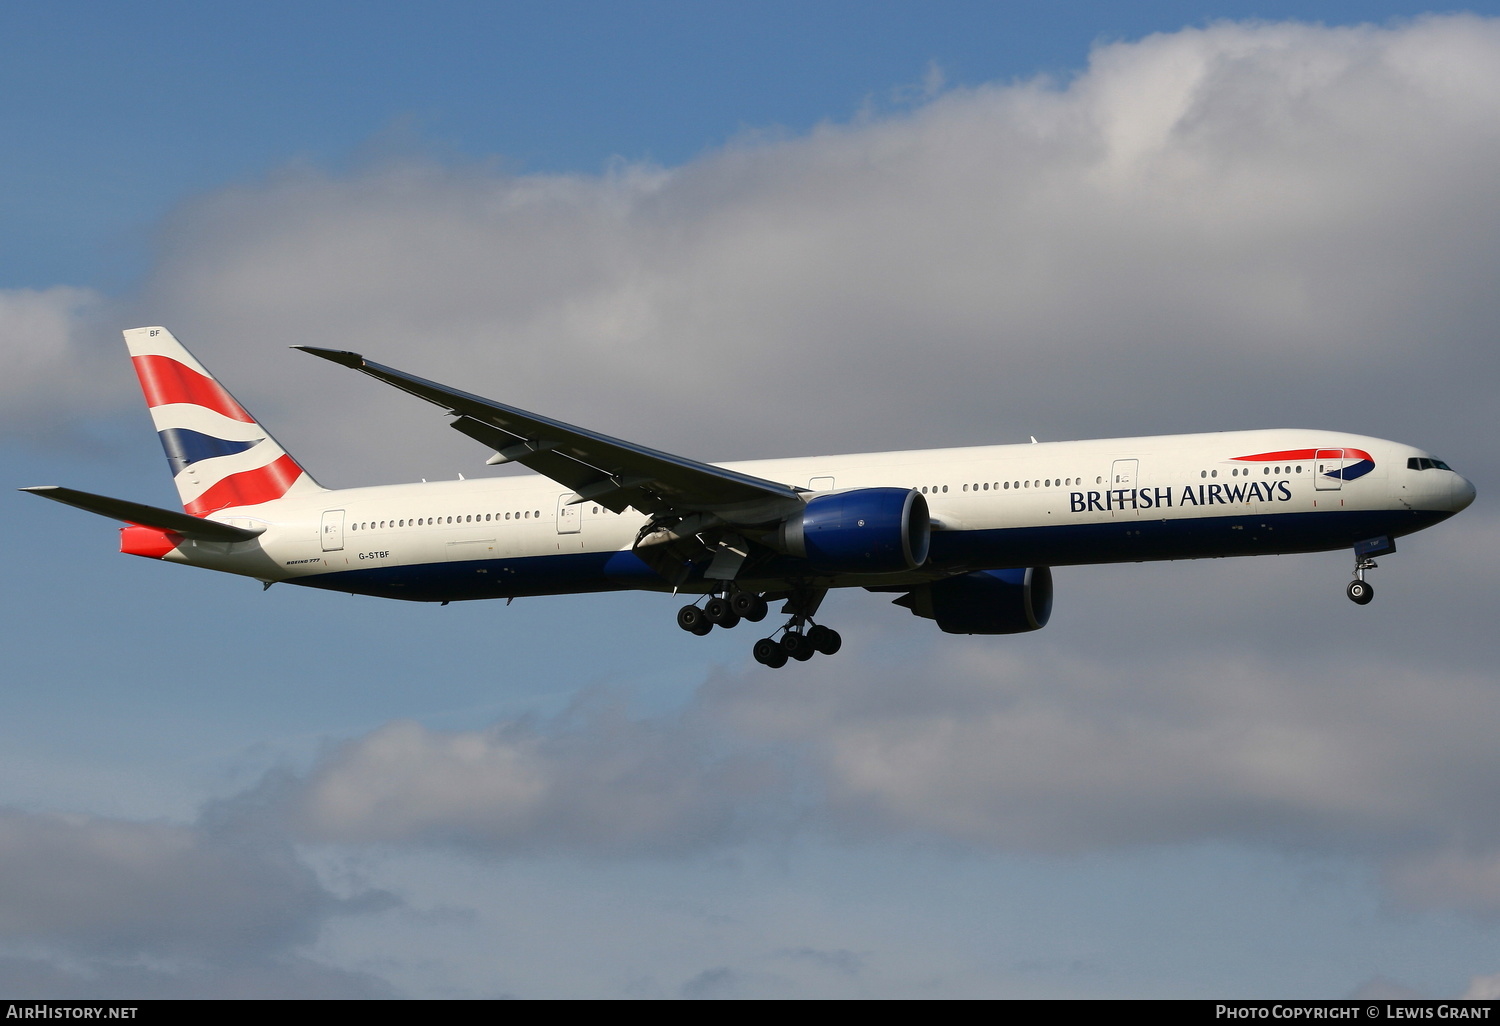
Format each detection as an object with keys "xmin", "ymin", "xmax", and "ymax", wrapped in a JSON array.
[{"xmin": 23, "ymin": 327, "xmax": 1476, "ymax": 668}]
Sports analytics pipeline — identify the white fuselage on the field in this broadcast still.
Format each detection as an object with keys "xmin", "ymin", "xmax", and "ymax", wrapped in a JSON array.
[{"xmin": 153, "ymin": 428, "xmax": 1473, "ymax": 603}]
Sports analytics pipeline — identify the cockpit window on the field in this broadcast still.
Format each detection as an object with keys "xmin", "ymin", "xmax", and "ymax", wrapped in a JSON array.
[{"xmin": 1408, "ymin": 457, "xmax": 1454, "ymax": 471}]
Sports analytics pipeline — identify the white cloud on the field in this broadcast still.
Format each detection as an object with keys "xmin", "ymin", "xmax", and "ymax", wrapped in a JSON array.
[
  {"xmin": 243, "ymin": 559, "xmax": 1500, "ymax": 915},
  {"xmin": 0, "ymin": 806, "xmax": 392, "ymax": 995},
  {"xmin": 0, "ymin": 286, "xmax": 113, "ymax": 433},
  {"xmin": 1464, "ymin": 972, "xmax": 1500, "ymax": 999},
  {"xmin": 279, "ymin": 700, "xmax": 775, "ymax": 855},
  {"xmin": 710, "ymin": 642, "xmax": 1500, "ymax": 858},
  {"xmin": 22, "ymin": 14, "xmax": 1479, "ymax": 488}
]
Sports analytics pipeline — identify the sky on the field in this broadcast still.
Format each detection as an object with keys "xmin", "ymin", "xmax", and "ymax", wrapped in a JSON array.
[{"xmin": 3, "ymin": 0, "xmax": 1499, "ymax": 999}]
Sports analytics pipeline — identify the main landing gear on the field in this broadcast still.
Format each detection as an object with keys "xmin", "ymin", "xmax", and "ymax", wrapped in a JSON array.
[
  {"xmin": 677, "ymin": 588, "xmax": 842, "ymax": 668},
  {"xmin": 750, "ymin": 622, "xmax": 842, "ymax": 669},
  {"xmin": 676, "ymin": 592, "xmax": 767, "ymax": 634}
]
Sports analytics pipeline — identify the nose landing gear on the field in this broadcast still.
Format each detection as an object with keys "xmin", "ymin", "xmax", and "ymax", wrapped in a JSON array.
[
  {"xmin": 1346, "ymin": 536, "xmax": 1394, "ymax": 605},
  {"xmin": 1346, "ymin": 577, "xmax": 1374, "ymax": 605}
]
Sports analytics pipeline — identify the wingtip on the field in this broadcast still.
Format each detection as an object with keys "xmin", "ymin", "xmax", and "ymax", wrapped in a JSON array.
[{"xmin": 292, "ymin": 346, "xmax": 366, "ymax": 369}]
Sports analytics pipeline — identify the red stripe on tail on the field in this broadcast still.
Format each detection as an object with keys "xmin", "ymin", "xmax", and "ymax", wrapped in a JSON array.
[
  {"xmin": 184, "ymin": 453, "xmax": 303, "ymax": 515},
  {"xmin": 132, "ymin": 355, "xmax": 254, "ymax": 422}
]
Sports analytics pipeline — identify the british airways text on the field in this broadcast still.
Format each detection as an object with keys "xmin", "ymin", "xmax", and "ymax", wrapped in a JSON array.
[{"xmin": 1070, "ymin": 480, "xmax": 1294, "ymax": 513}]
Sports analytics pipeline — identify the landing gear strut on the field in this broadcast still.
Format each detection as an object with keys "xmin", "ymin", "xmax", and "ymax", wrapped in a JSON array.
[
  {"xmin": 677, "ymin": 586, "xmax": 841, "ymax": 667},
  {"xmin": 1346, "ymin": 536, "xmax": 1392, "ymax": 605}
]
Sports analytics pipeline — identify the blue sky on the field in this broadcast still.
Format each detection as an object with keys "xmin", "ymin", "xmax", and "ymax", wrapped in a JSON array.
[{"xmin": 3, "ymin": 1, "xmax": 1500, "ymax": 999}]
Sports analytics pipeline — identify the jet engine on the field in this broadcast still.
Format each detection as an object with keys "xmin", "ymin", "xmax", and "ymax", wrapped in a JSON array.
[
  {"xmin": 777, "ymin": 487, "xmax": 930, "ymax": 574},
  {"xmin": 895, "ymin": 567, "xmax": 1053, "ymax": 634}
]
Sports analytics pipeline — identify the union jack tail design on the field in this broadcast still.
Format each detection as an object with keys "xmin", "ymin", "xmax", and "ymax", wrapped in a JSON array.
[{"xmin": 123, "ymin": 326, "xmax": 323, "ymax": 516}]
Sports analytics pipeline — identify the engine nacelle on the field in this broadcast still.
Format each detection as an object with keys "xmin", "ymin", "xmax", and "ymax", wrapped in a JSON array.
[
  {"xmin": 896, "ymin": 567, "xmax": 1053, "ymax": 634},
  {"xmin": 778, "ymin": 487, "xmax": 930, "ymax": 574}
]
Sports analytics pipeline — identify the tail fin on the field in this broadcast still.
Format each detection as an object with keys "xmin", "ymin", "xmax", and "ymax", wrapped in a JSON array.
[{"xmin": 124, "ymin": 326, "xmax": 322, "ymax": 516}]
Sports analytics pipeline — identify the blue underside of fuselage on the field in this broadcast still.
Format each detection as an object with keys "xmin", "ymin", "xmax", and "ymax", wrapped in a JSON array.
[{"xmin": 291, "ymin": 506, "xmax": 1453, "ymax": 603}]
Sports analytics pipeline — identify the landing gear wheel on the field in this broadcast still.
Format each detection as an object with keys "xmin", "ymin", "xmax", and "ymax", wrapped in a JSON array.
[
  {"xmin": 753, "ymin": 638, "xmax": 787, "ymax": 668},
  {"xmin": 677, "ymin": 604, "xmax": 709, "ymax": 633},
  {"xmin": 807, "ymin": 625, "xmax": 842, "ymax": 656},
  {"xmin": 705, "ymin": 597, "xmax": 740, "ymax": 628},
  {"xmin": 783, "ymin": 632, "xmax": 815, "ymax": 661},
  {"xmin": 1346, "ymin": 579, "xmax": 1374, "ymax": 605},
  {"xmin": 731, "ymin": 592, "xmax": 768, "ymax": 622}
]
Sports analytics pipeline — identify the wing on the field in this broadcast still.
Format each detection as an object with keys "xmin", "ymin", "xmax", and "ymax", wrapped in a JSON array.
[{"xmin": 294, "ymin": 347, "xmax": 803, "ymax": 524}]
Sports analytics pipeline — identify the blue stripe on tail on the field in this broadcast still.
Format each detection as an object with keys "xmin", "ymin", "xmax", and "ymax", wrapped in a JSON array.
[{"xmin": 157, "ymin": 428, "xmax": 262, "ymax": 474}]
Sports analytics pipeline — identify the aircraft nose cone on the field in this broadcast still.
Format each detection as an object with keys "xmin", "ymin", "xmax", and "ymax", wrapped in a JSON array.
[{"xmin": 1452, "ymin": 474, "xmax": 1477, "ymax": 512}]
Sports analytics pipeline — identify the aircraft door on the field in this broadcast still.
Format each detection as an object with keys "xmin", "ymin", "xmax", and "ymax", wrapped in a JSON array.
[
  {"xmin": 556, "ymin": 494, "xmax": 581, "ymax": 534},
  {"xmin": 809, "ymin": 476, "xmax": 835, "ymax": 491},
  {"xmin": 1315, "ymin": 449, "xmax": 1345, "ymax": 491},
  {"xmin": 320, "ymin": 509, "xmax": 345, "ymax": 551},
  {"xmin": 1109, "ymin": 459, "xmax": 1139, "ymax": 517}
]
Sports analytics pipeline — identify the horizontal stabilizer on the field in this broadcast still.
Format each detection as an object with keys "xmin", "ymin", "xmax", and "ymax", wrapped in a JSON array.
[{"xmin": 19, "ymin": 486, "xmax": 264, "ymax": 542}]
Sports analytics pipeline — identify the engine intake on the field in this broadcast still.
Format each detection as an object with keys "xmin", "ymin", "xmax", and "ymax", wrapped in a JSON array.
[{"xmin": 779, "ymin": 487, "xmax": 930, "ymax": 574}]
